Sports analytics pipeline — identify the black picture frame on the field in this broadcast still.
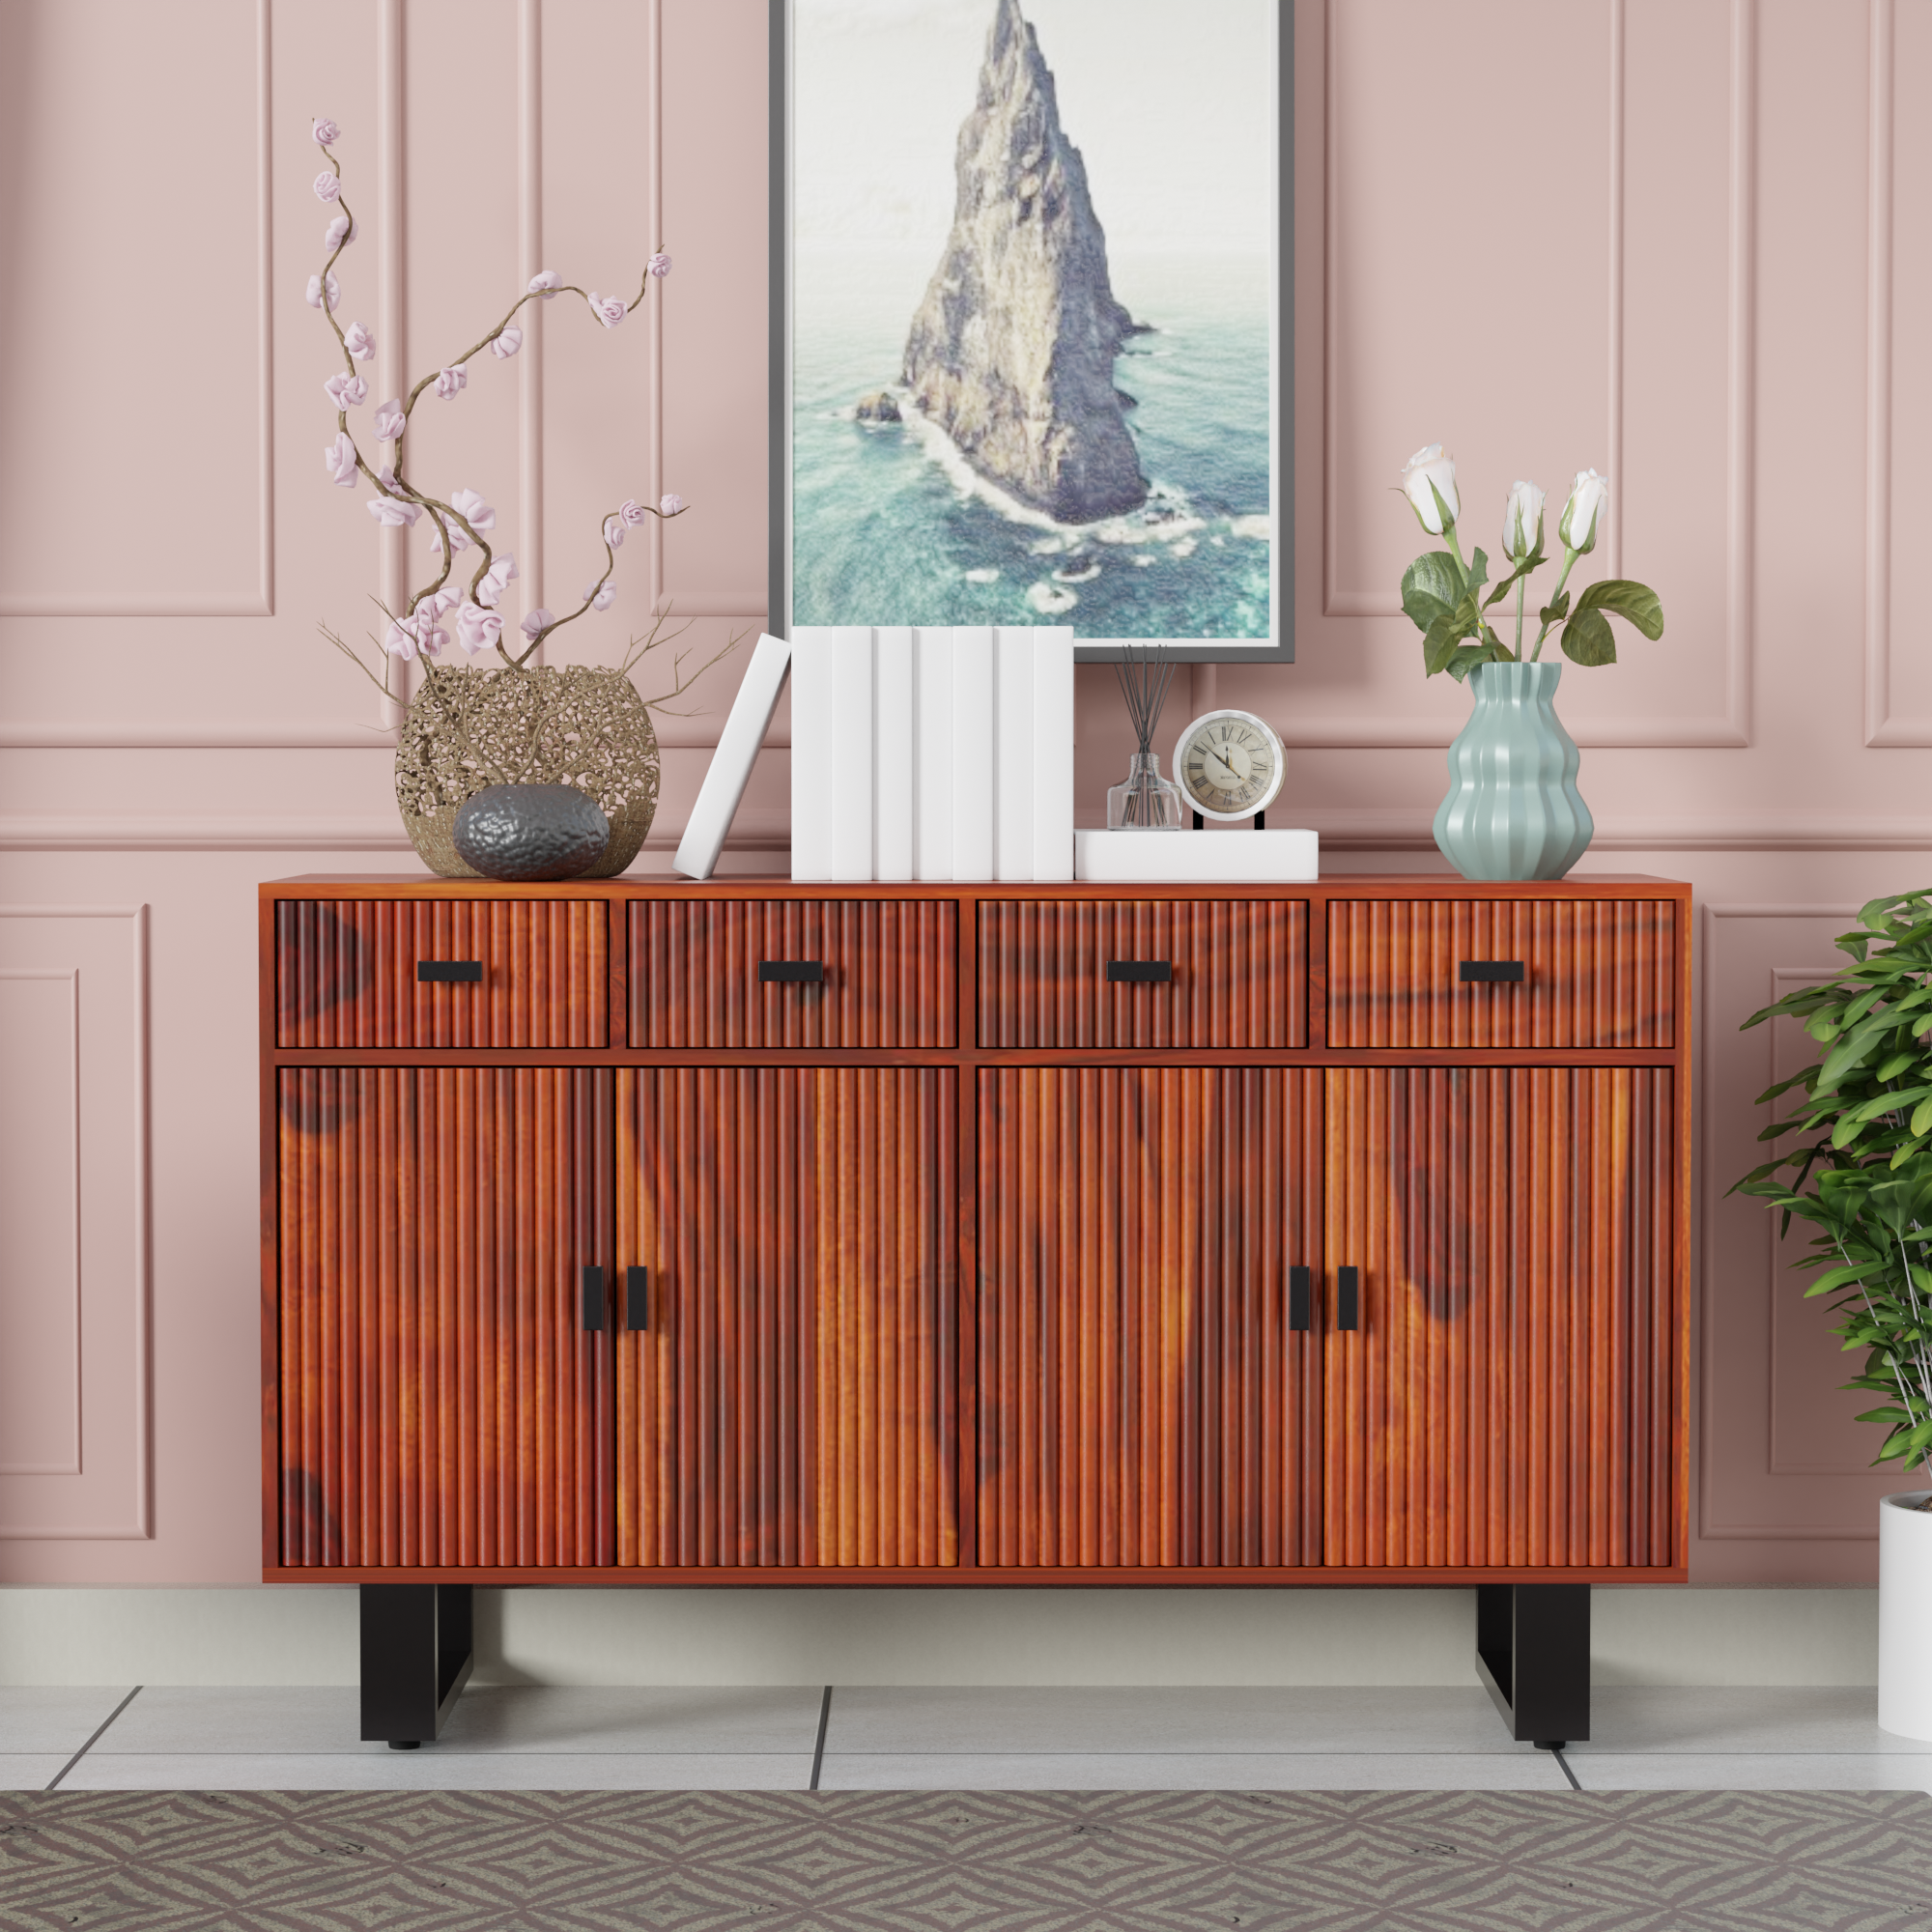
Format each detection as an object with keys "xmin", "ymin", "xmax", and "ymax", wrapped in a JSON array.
[{"xmin": 769, "ymin": 0, "xmax": 1293, "ymax": 665}]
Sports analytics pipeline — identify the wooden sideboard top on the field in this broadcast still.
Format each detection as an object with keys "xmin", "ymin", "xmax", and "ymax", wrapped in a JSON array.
[{"xmin": 264, "ymin": 872, "xmax": 1692, "ymax": 899}]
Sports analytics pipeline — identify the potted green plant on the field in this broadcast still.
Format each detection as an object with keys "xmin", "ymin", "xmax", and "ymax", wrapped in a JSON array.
[
  {"xmin": 1733, "ymin": 888, "xmax": 1932, "ymax": 1740},
  {"xmin": 1394, "ymin": 446, "xmax": 1665, "ymax": 881}
]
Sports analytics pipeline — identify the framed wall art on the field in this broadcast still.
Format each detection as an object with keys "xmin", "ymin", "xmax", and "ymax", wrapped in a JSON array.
[{"xmin": 769, "ymin": 0, "xmax": 1293, "ymax": 664}]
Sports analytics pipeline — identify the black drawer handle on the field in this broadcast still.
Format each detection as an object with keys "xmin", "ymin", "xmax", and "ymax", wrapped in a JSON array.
[
  {"xmin": 625, "ymin": 1265, "xmax": 649, "ymax": 1331},
  {"xmin": 417, "ymin": 959, "xmax": 482, "ymax": 983},
  {"xmin": 759, "ymin": 960, "xmax": 823, "ymax": 983},
  {"xmin": 582, "ymin": 1265, "xmax": 605, "ymax": 1332},
  {"xmin": 1289, "ymin": 1265, "xmax": 1311, "ymax": 1332},
  {"xmin": 1337, "ymin": 1265, "xmax": 1360, "ymax": 1331},
  {"xmin": 1459, "ymin": 960, "xmax": 1524, "ymax": 983},
  {"xmin": 1106, "ymin": 960, "xmax": 1172, "ymax": 983}
]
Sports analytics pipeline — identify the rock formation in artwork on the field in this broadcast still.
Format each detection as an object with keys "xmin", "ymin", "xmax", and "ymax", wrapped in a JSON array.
[{"xmin": 901, "ymin": 0, "xmax": 1148, "ymax": 524}]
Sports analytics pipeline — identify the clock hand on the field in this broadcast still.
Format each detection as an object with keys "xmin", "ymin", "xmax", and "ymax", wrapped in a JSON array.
[{"xmin": 1202, "ymin": 752, "xmax": 1242, "ymax": 789}]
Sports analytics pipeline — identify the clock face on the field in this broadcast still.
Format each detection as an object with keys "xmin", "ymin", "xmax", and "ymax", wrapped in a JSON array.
[{"xmin": 1172, "ymin": 709, "xmax": 1285, "ymax": 821}]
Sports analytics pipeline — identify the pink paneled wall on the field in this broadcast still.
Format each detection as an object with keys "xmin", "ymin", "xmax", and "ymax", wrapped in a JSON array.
[{"xmin": 0, "ymin": 0, "xmax": 1916, "ymax": 1585}]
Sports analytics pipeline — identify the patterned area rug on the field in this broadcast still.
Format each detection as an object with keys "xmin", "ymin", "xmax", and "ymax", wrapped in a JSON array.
[{"xmin": 3, "ymin": 1788, "xmax": 1930, "ymax": 1931}]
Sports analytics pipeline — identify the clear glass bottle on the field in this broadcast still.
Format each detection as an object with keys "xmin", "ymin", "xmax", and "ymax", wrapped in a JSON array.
[{"xmin": 1107, "ymin": 751, "xmax": 1186, "ymax": 829}]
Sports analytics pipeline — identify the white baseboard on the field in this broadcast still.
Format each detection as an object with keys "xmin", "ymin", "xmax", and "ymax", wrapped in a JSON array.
[{"xmin": 0, "ymin": 1586, "xmax": 1878, "ymax": 1689}]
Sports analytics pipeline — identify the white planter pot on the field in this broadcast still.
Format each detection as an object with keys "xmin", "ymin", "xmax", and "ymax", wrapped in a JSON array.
[{"xmin": 1879, "ymin": 1491, "xmax": 1932, "ymax": 1738}]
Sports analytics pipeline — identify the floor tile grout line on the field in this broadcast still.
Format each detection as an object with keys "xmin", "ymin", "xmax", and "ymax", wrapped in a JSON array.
[
  {"xmin": 809, "ymin": 1686, "xmax": 833, "ymax": 1791},
  {"xmin": 1551, "ymin": 1747, "xmax": 1584, "ymax": 1792},
  {"xmin": 43, "ymin": 1688, "xmax": 143, "ymax": 1794}
]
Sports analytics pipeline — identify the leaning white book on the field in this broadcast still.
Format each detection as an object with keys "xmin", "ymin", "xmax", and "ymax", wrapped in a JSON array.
[
  {"xmin": 672, "ymin": 632, "xmax": 791, "ymax": 882},
  {"xmin": 787, "ymin": 629, "xmax": 832, "ymax": 881}
]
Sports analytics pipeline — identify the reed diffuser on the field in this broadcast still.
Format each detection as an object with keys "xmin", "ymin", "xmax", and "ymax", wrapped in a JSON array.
[{"xmin": 1106, "ymin": 641, "xmax": 1186, "ymax": 829}]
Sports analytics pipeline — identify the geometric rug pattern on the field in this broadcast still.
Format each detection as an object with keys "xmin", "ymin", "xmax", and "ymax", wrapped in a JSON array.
[{"xmin": 5, "ymin": 1788, "xmax": 1932, "ymax": 1932}]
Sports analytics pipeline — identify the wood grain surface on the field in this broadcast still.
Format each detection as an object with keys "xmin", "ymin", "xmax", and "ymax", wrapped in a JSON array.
[
  {"xmin": 628, "ymin": 898, "xmax": 956, "ymax": 1050},
  {"xmin": 1322, "ymin": 1065, "xmax": 1679, "ymax": 1569},
  {"xmin": 274, "ymin": 1065, "xmax": 614, "ymax": 1568},
  {"xmin": 979, "ymin": 898, "xmax": 1309, "ymax": 1050},
  {"xmin": 613, "ymin": 1066, "xmax": 959, "ymax": 1568},
  {"xmin": 276, "ymin": 899, "xmax": 609, "ymax": 1050},
  {"xmin": 1326, "ymin": 897, "xmax": 1676, "ymax": 1049}
]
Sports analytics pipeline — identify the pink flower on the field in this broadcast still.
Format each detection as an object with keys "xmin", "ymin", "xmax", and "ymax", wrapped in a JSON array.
[
  {"xmin": 474, "ymin": 553, "xmax": 518, "ymax": 608},
  {"xmin": 314, "ymin": 170, "xmax": 341, "ymax": 203},
  {"xmin": 434, "ymin": 364, "xmax": 467, "ymax": 400},
  {"xmin": 342, "ymin": 322, "xmax": 376, "ymax": 359},
  {"xmin": 618, "ymin": 497, "xmax": 648, "ymax": 528},
  {"xmin": 305, "ymin": 270, "xmax": 339, "ymax": 311},
  {"xmin": 457, "ymin": 604, "xmax": 503, "ymax": 656},
  {"xmin": 602, "ymin": 516, "xmax": 625, "ymax": 549},
  {"xmin": 373, "ymin": 465, "xmax": 401, "ymax": 496},
  {"xmin": 384, "ymin": 619, "xmax": 418, "ymax": 661},
  {"xmin": 585, "ymin": 292, "xmax": 626, "ymax": 328},
  {"xmin": 425, "ymin": 586, "xmax": 464, "ymax": 619},
  {"xmin": 526, "ymin": 270, "xmax": 560, "ymax": 298},
  {"xmin": 373, "ymin": 398, "xmax": 405, "ymax": 440},
  {"xmin": 324, "ymin": 372, "xmax": 366, "ymax": 411},
  {"xmin": 325, "ymin": 213, "xmax": 356, "ymax": 250},
  {"xmin": 322, "ymin": 432, "xmax": 357, "ymax": 487},
  {"xmin": 449, "ymin": 488, "xmax": 496, "ymax": 533},
  {"xmin": 521, "ymin": 608, "xmax": 555, "ymax": 641},
  {"xmin": 312, "ymin": 117, "xmax": 340, "ymax": 147},
  {"xmin": 585, "ymin": 581, "xmax": 615, "ymax": 611},
  {"xmin": 490, "ymin": 327, "xmax": 523, "ymax": 359},
  {"xmin": 367, "ymin": 492, "xmax": 421, "ymax": 527},
  {"xmin": 428, "ymin": 513, "xmax": 469, "ymax": 555},
  {"xmin": 660, "ymin": 493, "xmax": 685, "ymax": 516},
  {"xmin": 647, "ymin": 251, "xmax": 671, "ymax": 278}
]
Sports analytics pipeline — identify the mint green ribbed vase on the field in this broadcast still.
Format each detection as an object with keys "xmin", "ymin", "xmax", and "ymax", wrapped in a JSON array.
[{"xmin": 1433, "ymin": 661, "xmax": 1593, "ymax": 881}]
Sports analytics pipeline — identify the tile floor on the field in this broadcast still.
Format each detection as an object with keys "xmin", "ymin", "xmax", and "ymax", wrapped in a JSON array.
[{"xmin": 5, "ymin": 1685, "xmax": 1930, "ymax": 1793}]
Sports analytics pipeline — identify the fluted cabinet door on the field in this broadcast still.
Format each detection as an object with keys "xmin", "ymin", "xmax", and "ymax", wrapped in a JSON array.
[
  {"xmin": 976, "ymin": 1067, "xmax": 1324, "ymax": 1569},
  {"xmin": 275, "ymin": 1067, "xmax": 615, "ymax": 1569},
  {"xmin": 614, "ymin": 1067, "xmax": 959, "ymax": 1568},
  {"xmin": 1321, "ymin": 1067, "xmax": 1679, "ymax": 1570}
]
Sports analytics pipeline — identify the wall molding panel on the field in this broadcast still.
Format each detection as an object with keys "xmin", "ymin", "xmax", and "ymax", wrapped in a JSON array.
[
  {"xmin": 0, "ymin": 908, "xmax": 151, "ymax": 1541},
  {"xmin": 0, "ymin": 0, "xmax": 273, "ymax": 619},
  {"xmin": 1309, "ymin": 0, "xmax": 1752, "ymax": 752}
]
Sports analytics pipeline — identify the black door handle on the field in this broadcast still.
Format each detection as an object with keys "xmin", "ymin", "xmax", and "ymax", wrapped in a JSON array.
[
  {"xmin": 1459, "ymin": 960, "xmax": 1524, "ymax": 982},
  {"xmin": 1336, "ymin": 1265, "xmax": 1359, "ymax": 1331},
  {"xmin": 759, "ymin": 960, "xmax": 823, "ymax": 982},
  {"xmin": 625, "ymin": 1265, "xmax": 649, "ymax": 1331},
  {"xmin": 417, "ymin": 959, "xmax": 482, "ymax": 982},
  {"xmin": 582, "ymin": 1265, "xmax": 606, "ymax": 1332},
  {"xmin": 1106, "ymin": 960, "xmax": 1172, "ymax": 982},
  {"xmin": 1289, "ymin": 1265, "xmax": 1311, "ymax": 1332}
]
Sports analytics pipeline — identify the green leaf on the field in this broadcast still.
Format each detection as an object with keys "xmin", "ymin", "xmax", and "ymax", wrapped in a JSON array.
[
  {"xmin": 1560, "ymin": 606, "xmax": 1618, "ymax": 667},
  {"xmin": 1538, "ymin": 588, "xmax": 1571, "ymax": 627},
  {"xmin": 1423, "ymin": 613, "xmax": 1469, "ymax": 677},
  {"xmin": 1573, "ymin": 577, "xmax": 1665, "ymax": 639},
  {"xmin": 1401, "ymin": 553, "xmax": 1463, "ymax": 634},
  {"xmin": 1466, "ymin": 548, "xmax": 1491, "ymax": 599}
]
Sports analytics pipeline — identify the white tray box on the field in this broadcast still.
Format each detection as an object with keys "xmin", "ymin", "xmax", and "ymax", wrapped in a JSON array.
[{"xmin": 1073, "ymin": 828, "xmax": 1319, "ymax": 884}]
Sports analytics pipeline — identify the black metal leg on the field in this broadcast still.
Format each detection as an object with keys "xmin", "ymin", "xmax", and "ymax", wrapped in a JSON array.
[
  {"xmin": 1474, "ymin": 1582, "xmax": 1590, "ymax": 1748},
  {"xmin": 360, "ymin": 1583, "xmax": 474, "ymax": 1747}
]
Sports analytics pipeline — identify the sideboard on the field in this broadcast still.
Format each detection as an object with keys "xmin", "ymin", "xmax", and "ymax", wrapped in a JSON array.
[{"xmin": 261, "ymin": 872, "xmax": 1690, "ymax": 1747}]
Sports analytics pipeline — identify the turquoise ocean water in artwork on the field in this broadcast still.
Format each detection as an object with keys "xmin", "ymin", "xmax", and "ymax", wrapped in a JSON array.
[{"xmin": 789, "ymin": 253, "xmax": 1272, "ymax": 639}]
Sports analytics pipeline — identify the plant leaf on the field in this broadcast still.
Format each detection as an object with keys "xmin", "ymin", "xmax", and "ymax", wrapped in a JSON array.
[
  {"xmin": 1560, "ymin": 606, "xmax": 1618, "ymax": 667},
  {"xmin": 1573, "ymin": 577, "xmax": 1665, "ymax": 639},
  {"xmin": 1401, "ymin": 553, "xmax": 1463, "ymax": 634}
]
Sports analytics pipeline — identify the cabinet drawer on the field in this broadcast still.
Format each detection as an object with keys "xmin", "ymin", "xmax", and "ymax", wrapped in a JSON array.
[
  {"xmin": 1325, "ymin": 898, "xmax": 1676, "ymax": 1049},
  {"xmin": 275, "ymin": 898, "xmax": 609, "ymax": 1049},
  {"xmin": 979, "ymin": 898, "xmax": 1308, "ymax": 1049},
  {"xmin": 628, "ymin": 898, "xmax": 956, "ymax": 1048}
]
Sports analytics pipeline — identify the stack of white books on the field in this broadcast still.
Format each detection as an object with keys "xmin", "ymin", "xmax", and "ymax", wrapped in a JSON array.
[{"xmin": 789, "ymin": 626, "xmax": 1074, "ymax": 883}]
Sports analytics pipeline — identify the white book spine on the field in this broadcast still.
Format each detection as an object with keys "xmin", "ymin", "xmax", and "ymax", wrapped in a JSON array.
[
  {"xmin": 872, "ymin": 627, "xmax": 914, "ymax": 882},
  {"xmin": 672, "ymin": 632, "xmax": 791, "ymax": 881},
  {"xmin": 825, "ymin": 626, "xmax": 875, "ymax": 881},
  {"xmin": 787, "ymin": 629, "xmax": 830, "ymax": 881},
  {"xmin": 914, "ymin": 627, "xmax": 953, "ymax": 881},
  {"xmin": 994, "ymin": 627, "xmax": 1036, "ymax": 880},
  {"xmin": 949, "ymin": 626, "xmax": 996, "ymax": 881},
  {"xmin": 1030, "ymin": 625, "xmax": 1075, "ymax": 882}
]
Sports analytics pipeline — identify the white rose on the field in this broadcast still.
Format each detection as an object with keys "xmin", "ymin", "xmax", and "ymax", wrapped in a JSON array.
[
  {"xmin": 1558, "ymin": 469, "xmax": 1609, "ymax": 554},
  {"xmin": 1501, "ymin": 479, "xmax": 1545, "ymax": 561},
  {"xmin": 1401, "ymin": 443, "xmax": 1459, "ymax": 534}
]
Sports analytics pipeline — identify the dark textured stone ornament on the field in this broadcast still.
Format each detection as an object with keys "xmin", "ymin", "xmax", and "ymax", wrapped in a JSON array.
[{"xmin": 451, "ymin": 784, "xmax": 611, "ymax": 882}]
